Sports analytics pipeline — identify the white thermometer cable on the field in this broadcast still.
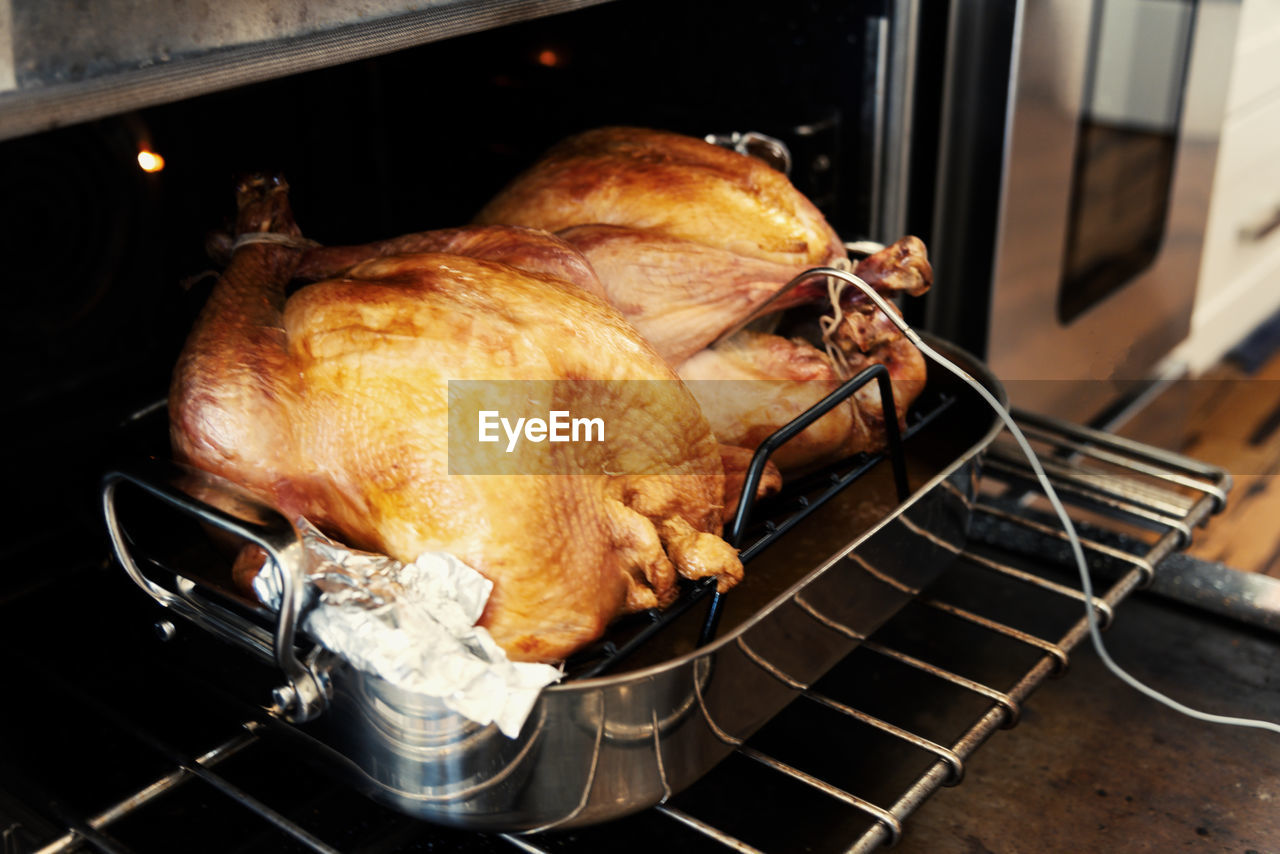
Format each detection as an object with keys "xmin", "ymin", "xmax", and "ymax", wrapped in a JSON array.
[{"xmin": 822, "ymin": 267, "xmax": 1280, "ymax": 736}]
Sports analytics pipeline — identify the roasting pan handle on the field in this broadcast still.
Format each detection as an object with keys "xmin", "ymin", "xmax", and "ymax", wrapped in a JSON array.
[{"xmin": 101, "ymin": 461, "xmax": 330, "ymax": 723}]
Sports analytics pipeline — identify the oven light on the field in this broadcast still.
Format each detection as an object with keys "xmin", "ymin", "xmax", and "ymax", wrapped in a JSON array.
[{"xmin": 137, "ymin": 150, "xmax": 166, "ymax": 173}]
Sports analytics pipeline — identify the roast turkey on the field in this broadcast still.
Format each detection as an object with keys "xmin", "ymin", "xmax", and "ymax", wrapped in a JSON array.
[
  {"xmin": 476, "ymin": 126, "xmax": 932, "ymax": 471},
  {"xmin": 170, "ymin": 175, "xmax": 742, "ymax": 663}
]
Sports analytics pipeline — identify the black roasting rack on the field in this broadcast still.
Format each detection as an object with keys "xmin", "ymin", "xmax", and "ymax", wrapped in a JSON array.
[
  {"xmin": 565, "ymin": 362, "xmax": 954, "ymax": 679},
  {"xmin": 0, "ymin": 408, "xmax": 1232, "ymax": 853}
]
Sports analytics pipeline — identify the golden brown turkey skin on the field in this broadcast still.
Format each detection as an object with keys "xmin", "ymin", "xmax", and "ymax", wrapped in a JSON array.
[
  {"xmin": 295, "ymin": 221, "xmax": 780, "ymax": 517},
  {"xmin": 556, "ymin": 224, "xmax": 807, "ymax": 365},
  {"xmin": 295, "ymin": 224, "xmax": 608, "ymax": 301},
  {"xmin": 679, "ymin": 332, "xmax": 869, "ymax": 472},
  {"xmin": 475, "ymin": 126, "xmax": 847, "ymax": 268},
  {"xmin": 475, "ymin": 127, "xmax": 931, "ymax": 473},
  {"xmin": 170, "ymin": 177, "xmax": 742, "ymax": 663},
  {"xmin": 678, "ymin": 330, "xmax": 924, "ymax": 473}
]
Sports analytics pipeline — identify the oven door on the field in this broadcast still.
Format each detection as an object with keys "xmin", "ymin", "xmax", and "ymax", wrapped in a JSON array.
[{"xmin": 926, "ymin": 0, "xmax": 1241, "ymax": 423}]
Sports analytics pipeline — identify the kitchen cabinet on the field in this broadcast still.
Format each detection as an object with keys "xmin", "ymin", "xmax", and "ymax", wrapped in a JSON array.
[{"xmin": 1173, "ymin": 0, "xmax": 1280, "ymax": 372}]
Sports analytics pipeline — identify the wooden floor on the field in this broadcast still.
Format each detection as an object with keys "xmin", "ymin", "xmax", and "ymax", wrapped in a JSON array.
[{"xmin": 1114, "ymin": 340, "xmax": 1280, "ymax": 578}]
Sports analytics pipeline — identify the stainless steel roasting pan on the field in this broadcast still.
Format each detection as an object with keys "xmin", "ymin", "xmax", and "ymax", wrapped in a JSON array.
[{"xmin": 102, "ymin": 335, "xmax": 1006, "ymax": 832}]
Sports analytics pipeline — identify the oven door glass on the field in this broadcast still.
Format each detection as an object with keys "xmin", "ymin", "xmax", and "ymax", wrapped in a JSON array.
[{"xmin": 1057, "ymin": 0, "xmax": 1197, "ymax": 324}]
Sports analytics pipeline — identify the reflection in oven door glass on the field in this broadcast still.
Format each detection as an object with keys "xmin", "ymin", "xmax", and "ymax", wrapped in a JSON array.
[{"xmin": 1058, "ymin": 0, "xmax": 1195, "ymax": 324}]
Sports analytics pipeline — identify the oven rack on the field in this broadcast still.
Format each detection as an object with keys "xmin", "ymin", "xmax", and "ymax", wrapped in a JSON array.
[
  {"xmin": 16, "ymin": 410, "xmax": 1230, "ymax": 854},
  {"xmin": 568, "ymin": 363, "xmax": 948, "ymax": 679}
]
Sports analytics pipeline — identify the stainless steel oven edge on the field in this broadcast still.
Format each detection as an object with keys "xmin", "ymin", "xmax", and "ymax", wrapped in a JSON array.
[
  {"xmin": 0, "ymin": 0, "xmax": 618, "ymax": 142},
  {"xmin": 927, "ymin": 0, "xmax": 1241, "ymax": 423}
]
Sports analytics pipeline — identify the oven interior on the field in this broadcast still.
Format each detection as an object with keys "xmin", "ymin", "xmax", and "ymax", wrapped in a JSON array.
[{"xmin": 3, "ymin": 0, "xmax": 939, "ymax": 573}]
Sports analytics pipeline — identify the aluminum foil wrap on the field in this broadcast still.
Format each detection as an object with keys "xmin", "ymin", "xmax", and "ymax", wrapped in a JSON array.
[{"xmin": 254, "ymin": 521, "xmax": 562, "ymax": 737}]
